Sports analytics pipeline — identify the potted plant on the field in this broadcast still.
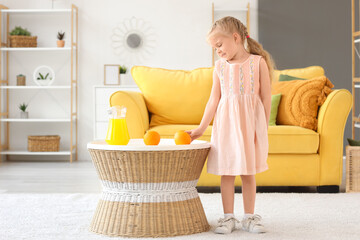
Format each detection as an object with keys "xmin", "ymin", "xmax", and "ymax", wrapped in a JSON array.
[
  {"xmin": 19, "ymin": 103, "xmax": 29, "ymax": 119},
  {"xmin": 347, "ymin": 138, "xmax": 360, "ymax": 146},
  {"xmin": 119, "ymin": 65, "xmax": 128, "ymax": 84},
  {"xmin": 57, "ymin": 31, "xmax": 65, "ymax": 47},
  {"xmin": 9, "ymin": 26, "xmax": 37, "ymax": 47},
  {"xmin": 36, "ymin": 72, "xmax": 53, "ymax": 86},
  {"xmin": 119, "ymin": 65, "xmax": 127, "ymax": 74},
  {"xmin": 16, "ymin": 74, "xmax": 26, "ymax": 86}
]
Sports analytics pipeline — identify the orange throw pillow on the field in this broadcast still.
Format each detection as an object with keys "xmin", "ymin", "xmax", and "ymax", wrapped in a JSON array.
[{"xmin": 271, "ymin": 76, "xmax": 334, "ymax": 131}]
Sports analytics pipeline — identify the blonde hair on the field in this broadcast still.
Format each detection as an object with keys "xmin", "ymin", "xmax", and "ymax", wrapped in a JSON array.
[{"xmin": 208, "ymin": 16, "xmax": 276, "ymax": 84}]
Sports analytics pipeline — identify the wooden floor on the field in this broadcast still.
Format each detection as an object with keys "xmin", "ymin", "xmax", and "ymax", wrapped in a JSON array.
[
  {"xmin": 0, "ymin": 160, "xmax": 346, "ymax": 193},
  {"xmin": 0, "ymin": 161, "xmax": 101, "ymax": 193}
]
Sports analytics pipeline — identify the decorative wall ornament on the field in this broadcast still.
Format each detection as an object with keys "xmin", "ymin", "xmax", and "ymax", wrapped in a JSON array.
[{"xmin": 111, "ymin": 16, "xmax": 156, "ymax": 63}]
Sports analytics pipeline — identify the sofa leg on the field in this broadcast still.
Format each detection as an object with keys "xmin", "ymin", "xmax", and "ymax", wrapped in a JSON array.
[{"xmin": 316, "ymin": 185, "xmax": 339, "ymax": 193}]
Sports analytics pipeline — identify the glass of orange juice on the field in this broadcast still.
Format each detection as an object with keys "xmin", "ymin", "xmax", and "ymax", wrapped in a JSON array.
[{"xmin": 105, "ymin": 106, "xmax": 130, "ymax": 145}]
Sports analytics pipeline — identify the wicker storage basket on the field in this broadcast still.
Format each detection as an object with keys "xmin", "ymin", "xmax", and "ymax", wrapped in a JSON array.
[
  {"xmin": 9, "ymin": 35, "xmax": 37, "ymax": 47},
  {"xmin": 87, "ymin": 140, "xmax": 211, "ymax": 238},
  {"xmin": 28, "ymin": 135, "xmax": 60, "ymax": 152},
  {"xmin": 346, "ymin": 145, "xmax": 360, "ymax": 192}
]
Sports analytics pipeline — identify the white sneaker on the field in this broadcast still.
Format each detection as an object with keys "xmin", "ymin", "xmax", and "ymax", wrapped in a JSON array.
[
  {"xmin": 241, "ymin": 214, "xmax": 266, "ymax": 233},
  {"xmin": 214, "ymin": 216, "xmax": 239, "ymax": 234}
]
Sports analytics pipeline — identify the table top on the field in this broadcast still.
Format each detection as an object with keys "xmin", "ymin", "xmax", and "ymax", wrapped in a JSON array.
[{"xmin": 87, "ymin": 139, "xmax": 211, "ymax": 151}]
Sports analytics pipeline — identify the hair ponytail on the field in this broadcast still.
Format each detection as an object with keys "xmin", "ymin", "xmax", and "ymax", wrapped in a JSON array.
[{"xmin": 246, "ymin": 37, "xmax": 276, "ymax": 84}]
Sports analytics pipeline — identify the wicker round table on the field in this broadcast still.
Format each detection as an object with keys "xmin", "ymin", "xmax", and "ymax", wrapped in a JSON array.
[{"xmin": 87, "ymin": 139, "xmax": 211, "ymax": 238}]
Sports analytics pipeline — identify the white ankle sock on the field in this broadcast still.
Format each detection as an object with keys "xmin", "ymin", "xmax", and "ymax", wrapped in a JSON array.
[
  {"xmin": 243, "ymin": 213, "xmax": 254, "ymax": 219},
  {"xmin": 224, "ymin": 213, "xmax": 234, "ymax": 218}
]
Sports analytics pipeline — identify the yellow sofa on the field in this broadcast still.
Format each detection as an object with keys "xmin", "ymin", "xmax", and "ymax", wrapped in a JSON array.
[{"xmin": 109, "ymin": 66, "xmax": 352, "ymax": 193}]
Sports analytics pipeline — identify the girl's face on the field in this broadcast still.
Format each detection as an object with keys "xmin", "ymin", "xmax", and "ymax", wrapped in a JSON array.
[{"xmin": 208, "ymin": 30, "xmax": 241, "ymax": 61}]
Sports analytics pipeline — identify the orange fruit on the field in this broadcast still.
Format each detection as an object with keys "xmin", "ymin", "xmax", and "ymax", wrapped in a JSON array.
[
  {"xmin": 143, "ymin": 131, "xmax": 160, "ymax": 145},
  {"xmin": 174, "ymin": 130, "xmax": 191, "ymax": 145}
]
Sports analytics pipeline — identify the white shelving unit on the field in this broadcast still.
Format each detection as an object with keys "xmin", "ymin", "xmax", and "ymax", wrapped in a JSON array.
[
  {"xmin": 1, "ymin": 9, "xmax": 72, "ymax": 13},
  {"xmin": 0, "ymin": 47, "xmax": 72, "ymax": 51},
  {"xmin": 0, "ymin": 150, "xmax": 72, "ymax": 155},
  {"xmin": 1, "ymin": 86, "xmax": 71, "ymax": 89},
  {"xmin": 0, "ymin": 119, "xmax": 71, "ymax": 122},
  {"xmin": 0, "ymin": 4, "xmax": 78, "ymax": 163}
]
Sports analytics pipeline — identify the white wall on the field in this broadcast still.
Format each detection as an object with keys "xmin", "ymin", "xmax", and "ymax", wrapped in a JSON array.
[{"xmin": 1, "ymin": 0, "xmax": 258, "ymax": 161}]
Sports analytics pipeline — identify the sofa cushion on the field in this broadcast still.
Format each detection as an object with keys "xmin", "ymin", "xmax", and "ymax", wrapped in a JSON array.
[
  {"xmin": 268, "ymin": 125, "xmax": 319, "ymax": 154},
  {"xmin": 270, "ymin": 94, "xmax": 281, "ymax": 126},
  {"xmin": 273, "ymin": 66, "xmax": 325, "ymax": 85},
  {"xmin": 278, "ymin": 74, "xmax": 305, "ymax": 82},
  {"xmin": 272, "ymin": 76, "xmax": 334, "ymax": 131},
  {"xmin": 150, "ymin": 125, "xmax": 319, "ymax": 154},
  {"xmin": 131, "ymin": 66, "xmax": 213, "ymax": 127}
]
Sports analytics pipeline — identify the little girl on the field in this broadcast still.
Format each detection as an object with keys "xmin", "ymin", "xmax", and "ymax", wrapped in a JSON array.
[{"xmin": 186, "ymin": 16, "xmax": 274, "ymax": 234}]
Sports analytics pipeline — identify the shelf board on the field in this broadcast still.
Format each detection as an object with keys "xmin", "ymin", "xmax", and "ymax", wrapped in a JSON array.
[
  {"xmin": 0, "ymin": 150, "xmax": 72, "ymax": 155},
  {"xmin": 0, "ymin": 86, "xmax": 71, "ymax": 89},
  {"xmin": 355, "ymin": 123, "xmax": 360, "ymax": 129},
  {"xmin": 355, "ymin": 39, "xmax": 360, "ymax": 43},
  {"xmin": 94, "ymin": 85, "xmax": 140, "ymax": 89},
  {"xmin": 0, "ymin": 47, "xmax": 72, "ymax": 51},
  {"xmin": 355, "ymin": 85, "xmax": 360, "ymax": 89},
  {"xmin": 214, "ymin": 8, "xmax": 248, "ymax": 12},
  {"xmin": 0, "ymin": 118, "xmax": 71, "ymax": 122},
  {"xmin": 0, "ymin": 9, "xmax": 71, "ymax": 13}
]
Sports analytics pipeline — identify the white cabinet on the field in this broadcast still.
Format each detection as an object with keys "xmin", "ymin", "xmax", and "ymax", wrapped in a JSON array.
[
  {"xmin": 93, "ymin": 85, "xmax": 140, "ymax": 140},
  {"xmin": 0, "ymin": 5, "xmax": 79, "ymax": 162}
]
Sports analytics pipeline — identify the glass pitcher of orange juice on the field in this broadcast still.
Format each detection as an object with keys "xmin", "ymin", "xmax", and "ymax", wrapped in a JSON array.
[{"xmin": 105, "ymin": 106, "xmax": 130, "ymax": 145}]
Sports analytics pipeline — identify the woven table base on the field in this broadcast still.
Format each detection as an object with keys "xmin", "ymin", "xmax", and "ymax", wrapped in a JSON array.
[
  {"xmin": 88, "ymin": 141, "xmax": 211, "ymax": 238},
  {"xmin": 90, "ymin": 197, "xmax": 210, "ymax": 237}
]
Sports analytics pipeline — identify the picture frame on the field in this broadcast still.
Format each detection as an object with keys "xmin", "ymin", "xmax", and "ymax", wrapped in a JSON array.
[{"xmin": 104, "ymin": 64, "xmax": 120, "ymax": 85}]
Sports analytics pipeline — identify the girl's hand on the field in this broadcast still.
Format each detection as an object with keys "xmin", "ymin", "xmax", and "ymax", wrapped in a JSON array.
[{"xmin": 185, "ymin": 128, "xmax": 204, "ymax": 142}]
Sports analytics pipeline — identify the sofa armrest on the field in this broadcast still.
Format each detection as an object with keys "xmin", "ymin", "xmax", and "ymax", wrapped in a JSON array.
[
  {"xmin": 317, "ymin": 89, "xmax": 352, "ymax": 185},
  {"xmin": 110, "ymin": 91, "xmax": 150, "ymax": 138}
]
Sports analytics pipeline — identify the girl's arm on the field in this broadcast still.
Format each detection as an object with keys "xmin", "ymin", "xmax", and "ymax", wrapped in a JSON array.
[
  {"xmin": 259, "ymin": 58, "xmax": 272, "ymax": 129},
  {"xmin": 186, "ymin": 69, "xmax": 221, "ymax": 140},
  {"xmin": 199, "ymin": 69, "xmax": 221, "ymax": 131}
]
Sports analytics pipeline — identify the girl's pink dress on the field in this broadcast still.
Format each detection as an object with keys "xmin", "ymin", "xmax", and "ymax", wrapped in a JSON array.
[{"xmin": 207, "ymin": 54, "xmax": 269, "ymax": 175}]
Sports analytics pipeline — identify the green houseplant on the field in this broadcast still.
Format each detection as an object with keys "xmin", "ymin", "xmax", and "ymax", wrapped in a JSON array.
[
  {"xmin": 347, "ymin": 138, "xmax": 360, "ymax": 146},
  {"xmin": 119, "ymin": 65, "xmax": 127, "ymax": 74},
  {"xmin": 9, "ymin": 26, "xmax": 37, "ymax": 47},
  {"xmin": 119, "ymin": 65, "xmax": 128, "ymax": 84},
  {"xmin": 10, "ymin": 26, "xmax": 31, "ymax": 36},
  {"xmin": 36, "ymin": 72, "xmax": 53, "ymax": 86},
  {"xmin": 57, "ymin": 31, "xmax": 65, "ymax": 47},
  {"xmin": 19, "ymin": 103, "xmax": 29, "ymax": 119},
  {"xmin": 37, "ymin": 72, "xmax": 50, "ymax": 80}
]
